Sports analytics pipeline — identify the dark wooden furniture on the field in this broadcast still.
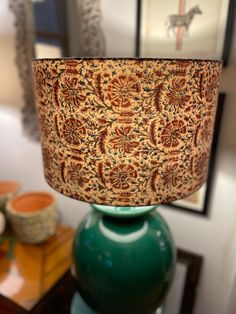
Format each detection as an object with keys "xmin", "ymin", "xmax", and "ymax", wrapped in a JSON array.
[{"xmin": 0, "ymin": 271, "xmax": 76, "ymax": 314}]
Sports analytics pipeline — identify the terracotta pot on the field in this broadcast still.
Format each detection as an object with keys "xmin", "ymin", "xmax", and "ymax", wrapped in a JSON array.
[
  {"xmin": 0, "ymin": 181, "xmax": 21, "ymax": 212},
  {"xmin": 6, "ymin": 192, "xmax": 57, "ymax": 244}
]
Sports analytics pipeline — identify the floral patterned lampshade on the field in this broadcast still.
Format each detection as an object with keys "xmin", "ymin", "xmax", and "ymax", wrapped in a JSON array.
[{"xmin": 32, "ymin": 58, "xmax": 222, "ymax": 206}]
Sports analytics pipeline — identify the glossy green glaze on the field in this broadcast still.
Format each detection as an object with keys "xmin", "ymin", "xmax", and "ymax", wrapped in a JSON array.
[
  {"xmin": 92, "ymin": 204, "xmax": 157, "ymax": 217},
  {"xmin": 73, "ymin": 207, "xmax": 175, "ymax": 314}
]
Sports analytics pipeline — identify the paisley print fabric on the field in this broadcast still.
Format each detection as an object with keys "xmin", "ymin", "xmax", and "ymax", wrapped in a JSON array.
[{"xmin": 32, "ymin": 58, "xmax": 222, "ymax": 206}]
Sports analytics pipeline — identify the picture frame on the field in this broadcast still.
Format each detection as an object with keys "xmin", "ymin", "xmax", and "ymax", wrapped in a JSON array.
[
  {"xmin": 136, "ymin": 0, "xmax": 235, "ymax": 66},
  {"xmin": 169, "ymin": 93, "xmax": 225, "ymax": 215},
  {"xmin": 163, "ymin": 248, "xmax": 203, "ymax": 314}
]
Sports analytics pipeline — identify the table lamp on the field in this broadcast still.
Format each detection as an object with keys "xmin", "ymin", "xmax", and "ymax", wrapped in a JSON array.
[{"xmin": 32, "ymin": 58, "xmax": 222, "ymax": 314}]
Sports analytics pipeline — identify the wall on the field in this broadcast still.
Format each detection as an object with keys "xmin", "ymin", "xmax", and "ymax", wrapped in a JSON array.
[
  {"xmin": 101, "ymin": 0, "xmax": 136, "ymax": 57},
  {"xmin": 0, "ymin": 1, "xmax": 236, "ymax": 314},
  {"xmin": 0, "ymin": 0, "xmax": 24, "ymax": 107}
]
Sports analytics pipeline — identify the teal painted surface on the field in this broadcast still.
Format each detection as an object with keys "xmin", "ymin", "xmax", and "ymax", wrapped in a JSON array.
[{"xmin": 73, "ymin": 208, "xmax": 175, "ymax": 314}]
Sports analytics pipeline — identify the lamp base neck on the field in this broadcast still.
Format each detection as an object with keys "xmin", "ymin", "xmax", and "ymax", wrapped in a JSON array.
[{"xmin": 91, "ymin": 204, "xmax": 157, "ymax": 218}]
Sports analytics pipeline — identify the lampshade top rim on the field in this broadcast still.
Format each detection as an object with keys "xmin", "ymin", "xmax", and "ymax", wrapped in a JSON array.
[{"xmin": 32, "ymin": 56, "xmax": 222, "ymax": 64}]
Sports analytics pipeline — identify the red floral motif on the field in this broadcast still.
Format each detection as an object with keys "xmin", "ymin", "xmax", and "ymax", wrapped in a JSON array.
[
  {"xmin": 63, "ymin": 118, "xmax": 86, "ymax": 145},
  {"xmin": 116, "ymin": 192, "xmax": 133, "ymax": 204},
  {"xmin": 60, "ymin": 77, "xmax": 86, "ymax": 106},
  {"xmin": 107, "ymin": 75, "xmax": 141, "ymax": 108},
  {"xmin": 205, "ymin": 75, "xmax": 218, "ymax": 102},
  {"xmin": 167, "ymin": 79, "xmax": 190, "ymax": 109},
  {"xmin": 195, "ymin": 152, "xmax": 209, "ymax": 176},
  {"xmin": 39, "ymin": 114, "xmax": 50, "ymax": 138},
  {"xmin": 35, "ymin": 67, "xmax": 48, "ymax": 98},
  {"xmin": 201, "ymin": 119, "xmax": 213, "ymax": 142},
  {"xmin": 161, "ymin": 120, "xmax": 186, "ymax": 148},
  {"xmin": 176, "ymin": 61, "xmax": 190, "ymax": 69},
  {"xmin": 42, "ymin": 148, "xmax": 52, "ymax": 170},
  {"xmin": 162, "ymin": 164, "xmax": 181, "ymax": 187},
  {"xmin": 109, "ymin": 164, "xmax": 137, "ymax": 189},
  {"xmin": 66, "ymin": 162, "xmax": 88, "ymax": 187},
  {"xmin": 110, "ymin": 126, "xmax": 139, "ymax": 153}
]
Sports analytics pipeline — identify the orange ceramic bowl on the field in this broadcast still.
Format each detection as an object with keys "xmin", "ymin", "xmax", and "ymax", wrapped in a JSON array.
[{"xmin": 6, "ymin": 192, "xmax": 57, "ymax": 244}]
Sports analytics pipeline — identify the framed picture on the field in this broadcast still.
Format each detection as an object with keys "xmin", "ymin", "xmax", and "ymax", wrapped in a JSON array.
[
  {"xmin": 136, "ymin": 0, "xmax": 235, "ymax": 65},
  {"xmin": 162, "ymin": 249, "xmax": 203, "ymax": 314},
  {"xmin": 168, "ymin": 93, "xmax": 225, "ymax": 215}
]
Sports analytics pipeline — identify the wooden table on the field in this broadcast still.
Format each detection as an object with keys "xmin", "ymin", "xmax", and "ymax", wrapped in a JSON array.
[{"xmin": 0, "ymin": 224, "xmax": 76, "ymax": 313}]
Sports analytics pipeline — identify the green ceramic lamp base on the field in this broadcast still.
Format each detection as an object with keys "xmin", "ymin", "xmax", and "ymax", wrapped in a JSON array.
[{"xmin": 73, "ymin": 205, "xmax": 176, "ymax": 314}]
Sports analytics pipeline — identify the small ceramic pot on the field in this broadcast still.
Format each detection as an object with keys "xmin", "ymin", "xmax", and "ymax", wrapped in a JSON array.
[
  {"xmin": 6, "ymin": 192, "xmax": 57, "ymax": 244},
  {"xmin": 0, "ymin": 181, "xmax": 21, "ymax": 212}
]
